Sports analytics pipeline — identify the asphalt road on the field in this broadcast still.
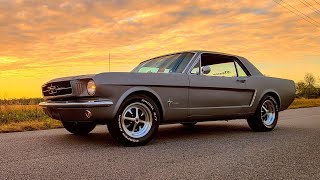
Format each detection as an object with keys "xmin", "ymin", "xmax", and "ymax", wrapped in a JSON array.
[{"xmin": 0, "ymin": 107, "xmax": 320, "ymax": 180}]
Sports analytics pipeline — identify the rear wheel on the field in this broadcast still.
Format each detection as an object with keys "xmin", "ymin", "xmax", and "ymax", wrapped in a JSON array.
[
  {"xmin": 107, "ymin": 94, "xmax": 160, "ymax": 146},
  {"xmin": 247, "ymin": 95, "xmax": 278, "ymax": 132},
  {"xmin": 62, "ymin": 122, "xmax": 96, "ymax": 135}
]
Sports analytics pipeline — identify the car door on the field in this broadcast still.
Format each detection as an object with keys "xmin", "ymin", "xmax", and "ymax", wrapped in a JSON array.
[{"xmin": 188, "ymin": 53, "xmax": 255, "ymax": 118}]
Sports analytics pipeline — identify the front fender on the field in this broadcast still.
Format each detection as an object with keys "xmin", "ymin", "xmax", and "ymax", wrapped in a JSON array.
[{"xmin": 111, "ymin": 86, "xmax": 166, "ymax": 119}]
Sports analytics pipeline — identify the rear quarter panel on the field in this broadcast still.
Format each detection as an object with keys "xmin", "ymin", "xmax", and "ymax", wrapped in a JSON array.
[{"xmin": 246, "ymin": 76, "xmax": 295, "ymax": 112}]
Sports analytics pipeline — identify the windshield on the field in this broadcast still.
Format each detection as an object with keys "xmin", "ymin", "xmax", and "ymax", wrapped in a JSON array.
[{"xmin": 132, "ymin": 52, "xmax": 195, "ymax": 73}]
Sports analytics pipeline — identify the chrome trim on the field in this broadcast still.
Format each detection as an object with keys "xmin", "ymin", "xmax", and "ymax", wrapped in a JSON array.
[
  {"xmin": 181, "ymin": 52, "xmax": 199, "ymax": 74},
  {"xmin": 187, "ymin": 54, "xmax": 201, "ymax": 75},
  {"xmin": 42, "ymin": 87, "xmax": 72, "ymax": 93},
  {"xmin": 249, "ymin": 90, "xmax": 257, "ymax": 107},
  {"xmin": 42, "ymin": 94, "xmax": 74, "ymax": 100},
  {"xmin": 42, "ymin": 81, "xmax": 73, "ymax": 97},
  {"xmin": 39, "ymin": 100, "xmax": 113, "ymax": 108},
  {"xmin": 173, "ymin": 105, "xmax": 251, "ymax": 110},
  {"xmin": 75, "ymin": 82, "xmax": 84, "ymax": 95}
]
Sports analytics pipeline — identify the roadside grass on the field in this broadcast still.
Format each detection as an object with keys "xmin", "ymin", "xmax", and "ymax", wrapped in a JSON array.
[
  {"xmin": 0, "ymin": 105, "xmax": 47, "ymax": 123},
  {"xmin": 0, "ymin": 119, "xmax": 62, "ymax": 133},
  {"xmin": 288, "ymin": 98, "xmax": 320, "ymax": 109},
  {"xmin": 0, "ymin": 105, "xmax": 62, "ymax": 133},
  {"xmin": 0, "ymin": 98, "xmax": 320, "ymax": 133}
]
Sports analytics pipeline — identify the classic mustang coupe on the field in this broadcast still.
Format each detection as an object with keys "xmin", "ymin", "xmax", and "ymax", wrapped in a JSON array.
[{"xmin": 40, "ymin": 51, "xmax": 295, "ymax": 146}]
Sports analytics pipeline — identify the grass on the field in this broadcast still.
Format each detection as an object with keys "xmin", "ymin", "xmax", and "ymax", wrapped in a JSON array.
[
  {"xmin": 0, "ymin": 119, "xmax": 62, "ymax": 133},
  {"xmin": 0, "ymin": 98, "xmax": 319, "ymax": 133},
  {"xmin": 288, "ymin": 98, "xmax": 320, "ymax": 109},
  {"xmin": 0, "ymin": 105, "xmax": 47, "ymax": 124},
  {"xmin": 0, "ymin": 105, "xmax": 62, "ymax": 133}
]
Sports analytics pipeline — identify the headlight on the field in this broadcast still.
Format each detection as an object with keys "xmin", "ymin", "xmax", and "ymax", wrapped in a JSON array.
[{"xmin": 87, "ymin": 80, "xmax": 96, "ymax": 96}]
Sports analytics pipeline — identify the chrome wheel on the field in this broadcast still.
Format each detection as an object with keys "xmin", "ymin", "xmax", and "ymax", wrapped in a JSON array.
[
  {"xmin": 120, "ymin": 102, "xmax": 153, "ymax": 139},
  {"xmin": 261, "ymin": 100, "xmax": 276, "ymax": 126}
]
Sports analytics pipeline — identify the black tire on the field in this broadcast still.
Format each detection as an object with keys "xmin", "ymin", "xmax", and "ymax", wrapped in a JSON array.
[
  {"xmin": 62, "ymin": 122, "xmax": 96, "ymax": 135},
  {"xmin": 247, "ymin": 95, "xmax": 279, "ymax": 132},
  {"xmin": 181, "ymin": 122, "xmax": 197, "ymax": 127},
  {"xmin": 107, "ymin": 94, "xmax": 160, "ymax": 146}
]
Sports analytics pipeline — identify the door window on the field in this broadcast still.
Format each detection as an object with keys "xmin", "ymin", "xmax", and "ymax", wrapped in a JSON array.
[{"xmin": 191, "ymin": 53, "xmax": 248, "ymax": 77}]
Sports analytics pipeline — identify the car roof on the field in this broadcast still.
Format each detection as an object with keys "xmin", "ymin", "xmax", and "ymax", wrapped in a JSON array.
[
  {"xmin": 138, "ymin": 50, "xmax": 263, "ymax": 76},
  {"xmin": 184, "ymin": 50, "xmax": 245, "ymax": 59},
  {"xmin": 139, "ymin": 50, "xmax": 244, "ymax": 64}
]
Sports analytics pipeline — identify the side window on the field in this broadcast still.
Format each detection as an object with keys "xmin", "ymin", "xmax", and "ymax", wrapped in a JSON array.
[
  {"xmin": 235, "ymin": 61, "xmax": 248, "ymax": 77},
  {"xmin": 200, "ymin": 54, "xmax": 237, "ymax": 77}
]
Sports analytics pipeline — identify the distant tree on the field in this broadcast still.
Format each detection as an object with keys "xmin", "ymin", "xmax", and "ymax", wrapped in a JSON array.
[
  {"xmin": 295, "ymin": 73, "xmax": 319, "ymax": 99},
  {"xmin": 303, "ymin": 73, "xmax": 317, "ymax": 99},
  {"xmin": 296, "ymin": 81, "xmax": 306, "ymax": 97},
  {"xmin": 317, "ymin": 88, "xmax": 320, "ymax": 97},
  {"xmin": 305, "ymin": 73, "xmax": 316, "ymax": 86}
]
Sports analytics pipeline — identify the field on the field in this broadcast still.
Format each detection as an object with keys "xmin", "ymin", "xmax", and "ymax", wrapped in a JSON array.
[
  {"xmin": 0, "ymin": 98, "xmax": 319, "ymax": 133},
  {"xmin": 0, "ymin": 105, "xmax": 61, "ymax": 133},
  {"xmin": 288, "ymin": 98, "xmax": 320, "ymax": 109}
]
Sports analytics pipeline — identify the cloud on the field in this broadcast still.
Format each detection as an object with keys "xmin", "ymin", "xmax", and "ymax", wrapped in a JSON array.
[{"xmin": 0, "ymin": 0, "xmax": 320, "ymax": 98}]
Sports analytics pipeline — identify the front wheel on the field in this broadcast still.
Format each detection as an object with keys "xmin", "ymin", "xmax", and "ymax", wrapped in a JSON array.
[
  {"xmin": 62, "ymin": 122, "xmax": 96, "ymax": 135},
  {"xmin": 107, "ymin": 95, "xmax": 160, "ymax": 146},
  {"xmin": 247, "ymin": 95, "xmax": 279, "ymax": 132}
]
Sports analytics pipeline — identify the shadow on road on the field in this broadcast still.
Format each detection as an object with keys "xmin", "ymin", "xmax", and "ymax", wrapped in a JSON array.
[
  {"xmin": 157, "ymin": 122, "xmax": 251, "ymax": 141},
  {"xmin": 52, "ymin": 121, "xmax": 253, "ymax": 147}
]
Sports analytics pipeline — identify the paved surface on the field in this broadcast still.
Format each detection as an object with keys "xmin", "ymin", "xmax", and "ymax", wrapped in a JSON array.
[{"xmin": 0, "ymin": 107, "xmax": 320, "ymax": 180}]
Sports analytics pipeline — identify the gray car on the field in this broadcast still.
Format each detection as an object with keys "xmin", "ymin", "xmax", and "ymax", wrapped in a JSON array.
[{"xmin": 39, "ymin": 50, "xmax": 296, "ymax": 146}]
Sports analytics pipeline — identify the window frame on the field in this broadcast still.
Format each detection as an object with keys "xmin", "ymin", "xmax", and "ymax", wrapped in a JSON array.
[
  {"xmin": 234, "ymin": 58, "xmax": 251, "ymax": 76},
  {"xmin": 188, "ymin": 53, "xmax": 251, "ymax": 77}
]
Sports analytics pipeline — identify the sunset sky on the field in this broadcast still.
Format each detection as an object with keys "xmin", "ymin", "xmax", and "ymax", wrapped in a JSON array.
[{"xmin": 1, "ymin": 0, "xmax": 320, "ymax": 98}]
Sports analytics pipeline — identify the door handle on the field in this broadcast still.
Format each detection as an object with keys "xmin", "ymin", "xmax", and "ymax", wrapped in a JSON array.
[{"xmin": 236, "ymin": 79, "xmax": 246, "ymax": 83}]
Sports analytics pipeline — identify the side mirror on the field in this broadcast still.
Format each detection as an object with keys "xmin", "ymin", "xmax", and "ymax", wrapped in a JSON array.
[{"xmin": 201, "ymin": 65, "xmax": 211, "ymax": 75}]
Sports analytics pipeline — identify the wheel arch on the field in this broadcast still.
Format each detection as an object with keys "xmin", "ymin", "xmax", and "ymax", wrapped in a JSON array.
[
  {"xmin": 112, "ymin": 87, "xmax": 165, "ymax": 122},
  {"xmin": 259, "ymin": 90, "xmax": 281, "ymax": 110}
]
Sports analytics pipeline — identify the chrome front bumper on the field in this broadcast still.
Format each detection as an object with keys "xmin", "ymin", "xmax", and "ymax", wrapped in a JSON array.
[{"xmin": 39, "ymin": 99, "xmax": 113, "ymax": 108}]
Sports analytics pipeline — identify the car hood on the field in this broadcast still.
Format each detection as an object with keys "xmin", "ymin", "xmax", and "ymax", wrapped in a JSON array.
[
  {"xmin": 45, "ymin": 72, "xmax": 189, "ymax": 87},
  {"xmin": 93, "ymin": 72, "xmax": 189, "ymax": 86},
  {"xmin": 46, "ymin": 74, "xmax": 96, "ymax": 84}
]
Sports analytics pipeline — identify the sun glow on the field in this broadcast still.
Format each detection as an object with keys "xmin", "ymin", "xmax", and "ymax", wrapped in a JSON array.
[{"xmin": 0, "ymin": 0, "xmax": 319, "ymax": 98}]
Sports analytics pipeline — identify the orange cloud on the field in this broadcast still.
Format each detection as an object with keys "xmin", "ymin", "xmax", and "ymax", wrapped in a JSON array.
[{"xmin": 0, "ymin": 0, "xmax": 320, "ymax": 98}]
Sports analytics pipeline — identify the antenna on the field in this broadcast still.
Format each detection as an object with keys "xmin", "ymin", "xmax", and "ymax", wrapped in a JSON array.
[{"xmin": 108, "ymin": 53, "xmax": 110, "ymax": 72}]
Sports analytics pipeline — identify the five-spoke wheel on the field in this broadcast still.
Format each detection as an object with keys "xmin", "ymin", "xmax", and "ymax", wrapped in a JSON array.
[
  {"xmin": 121, "ymin": 102, "xmax": 153, "ymax": 139},
  {"xmin": 261, "ymin": 100, "xmax": 276, "ymax": 126},
  {"xmin": 107, "ymin": 94, "xmax": 160, "ymax": 146},
  {"xmin": 247, "ymin": 95, "xmax": 278, "ymax": 132}
]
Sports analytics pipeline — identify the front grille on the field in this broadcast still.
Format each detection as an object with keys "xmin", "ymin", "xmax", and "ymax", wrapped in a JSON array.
[
  {"xmin": 42, "ymin": 81, "xmax": 72, "ymax": 97},
  {"xmin": 75, "ymin": 82, "xmax": 84, "ymax": 95}
]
